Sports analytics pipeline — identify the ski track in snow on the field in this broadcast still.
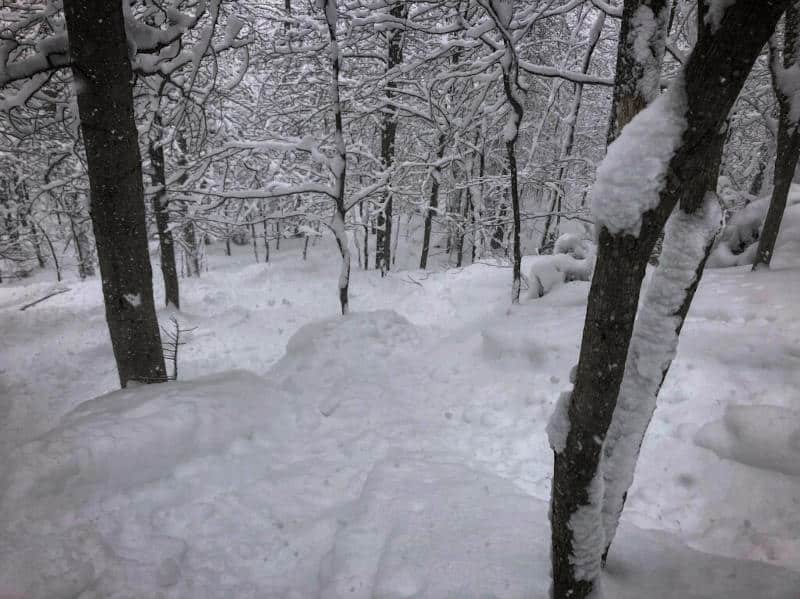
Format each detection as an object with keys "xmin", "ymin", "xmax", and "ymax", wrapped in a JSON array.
[{"xmin": 1, "ymin": 209, "xmax": 800, "ymax": 596}]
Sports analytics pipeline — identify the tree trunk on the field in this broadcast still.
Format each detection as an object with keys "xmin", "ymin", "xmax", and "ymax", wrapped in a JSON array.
[
  {"xmin": 376, "ymin": 2, "xmax": 408, "ymax": 276},
  {"xmin": 420, "ymin": 133, "xmax": 446, "ymax": 269},
  {"xmin": 63, "ymin": 0, "xmax": 167, "ymax": 387},
  {"xmin": 748, "ymin": 141, "xmax": 771, "ymax": 197},
  {"xmin": 606, "ymin": 0, "xmax": 671, "ymax": 144},
  {"xmin": 148, "ymin": 106, "xmax": 180, "ymax": 308},
  {"xmin": 754, "ymin": 6, "xmax": 800, "ymax": 269},
  {"xmin": 323, "ymin": 0, "xmax": 350, "ymax": 315},
  {"xmin": 550, "ymin": 3, "xmax": 786, "ymax": 597},
  {"xmin": 174, "ymin": 131, "xmax": 200, "ymax": 278},
  {"xmin": 600, "ymin": 7, "xmax": 750, "ymax": 557},
  {"xmin": 600, "ymin": 128, "xmax": 726, "ymax": 564}
]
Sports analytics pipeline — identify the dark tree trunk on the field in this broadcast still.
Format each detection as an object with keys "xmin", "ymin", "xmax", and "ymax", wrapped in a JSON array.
[
  {"xmin": 376, "ymin": 2, "xmax": 407, "ymax": 276},
  {"xmin": 63, "ymin": 0, "xmax": 167, "ymax": 387},
  {"xmin": 174, "ymin": 131, "xmax": 200, "ymax": 277},
  {"xmin": 749, "ymin": 142, "xmax": 770, "ymax": 197},
  {"xmin": 148, "ymin": 107, "xmax": 180, "ymax": 308},
  {"xmin": 251, "ymin": 223, "xmax": 259, "ymax": 263},
  {"xmin": 754, "ymin": 5, "xmax": 800, "ymax": 269},
  {"xmin": 606, "ymin": 0, "xmax": 671, "ymax": 144},
  {"xmin": 600, "ymin": 120, "xmax": 726, "ymax": 564},
  {"xmin": 551, "ymin": 3, "xmax": 787, "ymax": 597},
  {"xmin": 500, "ymin": 60, "xmax": 523, "ymax": 303},
  {"xmin": 263, "ymin": 220, "xmax": 270, "ymax": 263},
  {"xmin": 30, "ymin": 223, "xmax": 46, "ymax": 268},
  {"xmin": 39, "ymin": 225, "xmax": 61, "ymax": 282},
  {"xmin": 420, "ymin": 134, "xmax": 446, "ymax": 269}
]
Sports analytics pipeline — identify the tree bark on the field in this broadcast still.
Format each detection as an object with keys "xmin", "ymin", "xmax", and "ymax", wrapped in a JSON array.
[
  {"xmin": 323, "ymin": 0, "xmax": 350, "ymax": 315},
  {"xmin": 420, "ymin": 133, "xmax": 446, "ymax": 269},
  {"xmin": 606, "ymin": 0, "xmax": 671, "ymax": 144},
  {"xmin": 375, "ymin": 2, "xmax": 407, "ymax": 276},
  {"xmin": 148, "ymin": 103, "xmax": 180, "ymax": 308},
  {"xmin": 550, "ymin": 3, "xmax": 787, "ymax": 597},
  {"xmin": 63, "ymin": 0, "xmax": 167, "ymax": 387},
  {"xmin": 599, "ymin": 4, "xmax": 731, "ymax": 560},
  {"xmin": 754, "ymin": 6, "xmax": 800, "ymax": 269}
]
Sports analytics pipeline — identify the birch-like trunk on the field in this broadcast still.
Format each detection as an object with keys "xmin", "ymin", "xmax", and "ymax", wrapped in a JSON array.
[{"xmin": 322, "ymin": 0, "xmax": 350, "ymax": 315}]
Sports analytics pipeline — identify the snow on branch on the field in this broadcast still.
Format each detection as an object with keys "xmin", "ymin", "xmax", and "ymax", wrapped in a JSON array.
[{"xmin": 591, "ymin": 79, "xmax": 687, "ymax": 236}]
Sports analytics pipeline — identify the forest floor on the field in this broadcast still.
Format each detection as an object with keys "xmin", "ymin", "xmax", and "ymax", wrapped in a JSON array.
[{"xmin": 1, "ymin": 206, "xmax": 800, "ymax": 598}]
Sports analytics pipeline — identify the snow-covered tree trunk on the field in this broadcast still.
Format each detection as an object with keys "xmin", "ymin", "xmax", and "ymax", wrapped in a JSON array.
[
  {"xmin": 322, "ymin": 0, "xmax": 350, "ymax": 315},
  {"xmin": 148, "ymin": 93, "xmax": 180, "ymax": 309},
  {"xmin": 599, "ymin": 3, "xmax": 730, "ymax": 560},
  {"xmin": 599, "ymin": 196, "xmax": 720, "ymax": 561},
  {"xmin": 486, "ymin": 0, "xmax": 523, "ymax": 303},
  {"xmin": 63, "ymin": 0, "xmax": 167, "ymax": 387},
  {"xmin": 606, "ymin": 0, "xmax": 671, "ymax": 144},
  {"xmin": 549, "ymin": 2, "xmax": 788, "ymax": 597},
  {"xmin": 420, "ymin": 133, "xmax": 446, "ymax": 270},
  {"xmin": 376, "ymin": 1, "xmax": 407, "ymax": 276},
  {"xmin": 754, "ymin": 5, "xmax": 800, "ymax": 269}
]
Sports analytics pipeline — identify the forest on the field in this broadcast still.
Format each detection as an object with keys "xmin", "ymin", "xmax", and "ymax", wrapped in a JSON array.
[{"xmin": 1, "ymin": 0, "xmax": 800, "ymax": 597}]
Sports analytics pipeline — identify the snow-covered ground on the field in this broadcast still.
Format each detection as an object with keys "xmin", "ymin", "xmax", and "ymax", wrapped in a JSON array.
[{"xmin": 1, "ymin": 205, "xmax": 800, "ymax": 598}]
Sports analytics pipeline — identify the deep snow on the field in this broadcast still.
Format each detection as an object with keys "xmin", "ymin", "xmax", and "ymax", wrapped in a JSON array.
[{"xmin": 1, "ymin": 203, "xmax": 800, "ymax": 597}]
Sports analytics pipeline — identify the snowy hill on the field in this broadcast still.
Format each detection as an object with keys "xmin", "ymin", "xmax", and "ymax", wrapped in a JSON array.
[{"xmin": 1, "ymin": 202, "xmax": 800, "ymax": 597}]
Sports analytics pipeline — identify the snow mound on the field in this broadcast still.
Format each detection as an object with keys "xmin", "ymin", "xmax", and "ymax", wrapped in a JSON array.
[
  {"xmin": 695, "ymin": 405, "xmax": 800, "ymax": 477},
  {"xmin": 319, "ymin": 458, "xmax": 800, "ymax": 598},
  {"xmin": 527, "ymin": 253, "xmax": 593, "ymax": 298},
  {"xmin": 285, "ymin": 309, "xmax": 415, "ymax": 359},
  {"xmin": 0, "ymin": 370, "xmax": 297, "ymax": 512},
  {"xmin": 709, "ymin": 186, "xmax": 800, "ymax": 268}
]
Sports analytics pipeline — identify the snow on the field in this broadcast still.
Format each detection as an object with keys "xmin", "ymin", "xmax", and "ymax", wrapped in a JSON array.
[
  {"xmin": 569, "ymin": 472, "xmax": 606, "ymax": 584},
  {"xmin": 600, "ymin": 195, "xmax": 721, "ymax": 550},
  {"xmin": 1, "ymin": 215, "xmax": 800, "ymax": 596},
  {"xmin": 590, "ymin": 80, "xmax": 687, "ymax": 236},
  {"xmin": 546, "ymin": 390, "xmax": 571, "ymax": 453},
  {"xmin": 527, "ymin": 253, "xmax": 594, "ymax": 298},
  {"xmin": 123, "ymin": 292, "xmax": 142, "ymax": 307},
  {"xmin": 630, "ymin": 5, "xmax": 667, "ymax": 101},
  {"xmin": 709, "ymin": 186, "xmax": 800, "ymax": 268},
  {"xmin": 695, "ymin": 405, "xmax": 800, "ymax": 477}
]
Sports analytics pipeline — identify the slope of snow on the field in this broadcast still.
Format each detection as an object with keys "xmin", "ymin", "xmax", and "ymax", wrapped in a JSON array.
[
  {"xmin": 695, "ymin": 405, "xmax": 800, "ymax": 477},
  {"xmin": 1, "ymin": 213, "xmax": 799, "ymax": 596}
]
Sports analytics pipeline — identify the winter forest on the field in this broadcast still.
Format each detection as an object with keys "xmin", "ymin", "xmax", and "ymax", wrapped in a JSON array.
[{"xmin": 1, "ymin": 0, "xmax": 800, "ymax": 597}]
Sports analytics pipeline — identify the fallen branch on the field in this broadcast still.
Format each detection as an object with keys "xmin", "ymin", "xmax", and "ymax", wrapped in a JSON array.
[{"xmin": 19, "ymin": 287, "xmax": 70, "ymax": 311}]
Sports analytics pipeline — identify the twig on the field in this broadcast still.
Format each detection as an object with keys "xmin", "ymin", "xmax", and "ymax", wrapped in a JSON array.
[{"xmin": 19, "ymin": 288, "xmax": 70, "ymax": 311}]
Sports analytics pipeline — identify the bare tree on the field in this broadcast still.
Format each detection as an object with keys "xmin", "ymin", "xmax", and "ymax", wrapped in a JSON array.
[
  {"xmin": 549, "ymin": 2, "xmax": 788, "ymax": 597},
  {"xmin": 63, "ymin": 0, "xmax": 167, "ymax": 386},
  {"xmin": 754, "ymin": 4, "xmax": 800, "ymax": 269}
]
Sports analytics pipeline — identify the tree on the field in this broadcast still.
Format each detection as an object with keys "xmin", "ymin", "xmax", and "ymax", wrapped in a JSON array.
[
  {"xmin": 549, "ymin": 2, "xmax": 789, "ymax": 597},
  {"xmin": 375, "ymin": 1, "xmax": 408, "ymax": 276},
  {"xmin": 753, "ymin": 4, "xmax": 800, "ymax": 269},
  {"xmin": 321, "ymin": 0, "xmax": 351, "ymax": 315},
  {"xmin": 63, "ymin": 0, "xmax": 166, "ymax": 387}
]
